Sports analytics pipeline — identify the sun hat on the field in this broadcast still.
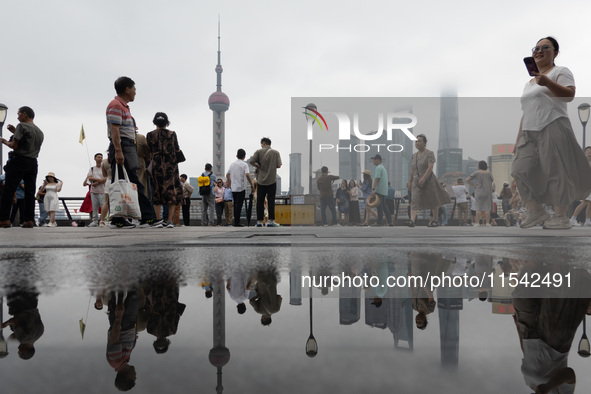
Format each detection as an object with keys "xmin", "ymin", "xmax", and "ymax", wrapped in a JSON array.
[
  {"xmin": 366, "ymin": 193, "xmax": 380, "ymax": 208},
  {"xmin": 45, "ymin": 172, "xmax": 57, "ymax": 181}
]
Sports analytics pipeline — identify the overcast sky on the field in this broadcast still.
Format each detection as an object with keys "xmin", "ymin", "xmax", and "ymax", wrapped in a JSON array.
[{"xmin": 3, "ymin": 0, "xmax": 591, "ymax": 196}]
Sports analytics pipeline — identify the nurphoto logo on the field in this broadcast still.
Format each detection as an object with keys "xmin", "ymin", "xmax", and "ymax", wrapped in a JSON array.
[{"xmin": 303, "ymin": 105, "xmax": 418, "ymax": 153}]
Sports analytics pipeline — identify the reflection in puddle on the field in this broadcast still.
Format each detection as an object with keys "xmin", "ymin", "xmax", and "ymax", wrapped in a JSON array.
[{"xmin": 0, "ymin": 247, "xmax": 590, "ymax": 393}]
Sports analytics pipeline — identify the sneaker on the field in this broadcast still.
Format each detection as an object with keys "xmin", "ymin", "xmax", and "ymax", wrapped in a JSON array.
[
  {"xmin": 87, "ymin": 221, "xmax": 99, "ymax": 227},
  {"xmin": 139, "ymin": 218, "xmax": 165, "ymax": 228},
  {"xmin": 166, "ymin": 222, "xmax": 174, "ymax": 228},
  {"xmin": 233, "ymin": 223, "xmax": 245, "ymax": 227},
  {"xmin": 543, "ymin": 216, "xmax": 572, "ymax": 230},
  {"xmin": 109, "ymin": 220, "xmax": 136, "ymax": 229},
  {"xmin": 256, "ymin": 221, "xmax": 263, "ymax": 227},
  {"xmin": 267, "ymin": 221, "xmax": 280, "ymax": 227},
  {"xmin": 570, "ymin": 217, "xmax": 581, "ymax": 227},
  {"xmin": 519, "ymin": 210, "xmax": 551, "ymax": 229},
  {"xmin": 585, "ymin": 220, "xmax": 591, "ymax": 227}
]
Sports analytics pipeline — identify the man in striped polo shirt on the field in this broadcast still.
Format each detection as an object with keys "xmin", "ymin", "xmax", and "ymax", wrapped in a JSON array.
[{"xmin": 106, "ymin": 76, "xmax": 161, "ymax": 229}]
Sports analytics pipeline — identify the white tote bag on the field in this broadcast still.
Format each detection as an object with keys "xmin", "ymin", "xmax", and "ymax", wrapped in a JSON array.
[{"xmin": 108, "ymin": 166, "xmax": 141, "ymax": 219}]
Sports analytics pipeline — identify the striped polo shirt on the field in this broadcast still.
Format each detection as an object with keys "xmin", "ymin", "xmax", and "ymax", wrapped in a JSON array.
[{"xmin": 106, "ymin": 96, "xmax": 136, "ymax": 141}]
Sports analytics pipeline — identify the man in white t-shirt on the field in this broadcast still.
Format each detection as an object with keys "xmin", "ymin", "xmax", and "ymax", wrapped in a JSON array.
[
  {"xmin": 84, "ymin": 153, "xmax": 107, "ymax": 227},
  {"xmin": 226, "ymin": 149, "xmax": 254, "ymax": 227},
  {"xmin": 452, "ymin": 178, "xmax": 469, "ymax": 226}
]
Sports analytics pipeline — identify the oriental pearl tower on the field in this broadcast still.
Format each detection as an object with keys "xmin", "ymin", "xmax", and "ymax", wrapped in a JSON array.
[{"xmin": 208, "ymin": 22, "xmax": 230, "ymax": 179}]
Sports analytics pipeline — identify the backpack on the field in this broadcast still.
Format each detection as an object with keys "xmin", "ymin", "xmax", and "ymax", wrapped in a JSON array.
[{"xmin": 198, "ymin": 173, "xmax": 212, "ymax": 195}]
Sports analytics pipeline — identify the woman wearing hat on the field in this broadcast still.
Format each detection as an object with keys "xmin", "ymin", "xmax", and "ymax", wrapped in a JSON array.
[
  {"xmin": 40, "ymin": 172, "xmax": 62, "ymax": 227},
  {"xmin": 405, "ymin": 134, "xmax": 451, "ymax": 227}
]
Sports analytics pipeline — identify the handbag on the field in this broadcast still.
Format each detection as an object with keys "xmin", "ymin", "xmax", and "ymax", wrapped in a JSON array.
[
  {"xmin": 107, "ymin": 166, "xmax": 141, "ymax": 219},
  {"xmin": 79, "ymin": 187, "xmax": 93, "ymax": 213},
  {"xmin": 176, "ymin": 150, "xmax": 186, "ymax": 163}
]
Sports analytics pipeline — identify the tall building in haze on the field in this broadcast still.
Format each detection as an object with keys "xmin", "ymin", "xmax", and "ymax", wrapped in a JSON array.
[
  {"xmin": 437, "ymin": 92, "xmax": 463, "ymax": 178},
  {"xmin": 289, "ymin": 153, "xmax": 304, "ymax": 195}
]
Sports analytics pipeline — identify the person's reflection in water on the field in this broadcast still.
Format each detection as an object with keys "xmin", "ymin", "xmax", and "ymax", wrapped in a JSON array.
[
  {"xmin": 409, "ymin": 252, "xmax": 451, "ymax": 330},
  {"xmin": 226, "ymin": 267, "xmax": 255, "ymax": 315},
  {"xmin": 250, "ymin": 266, "xmax": 282, "ymax": 326},
  {"xmin": 142, "ymin": 278, "xmax": 186, "ymax": 354},
  {"xmin": 106, "ymin": 290, "xmax": 139, "ymax": 391},
  {"xmin": 1, "ymin": 289, "xmax": 44, "ymax": 360},
  {"xmin": 513, "ymin": 263, "xmax": 591, "ymax": 394}
]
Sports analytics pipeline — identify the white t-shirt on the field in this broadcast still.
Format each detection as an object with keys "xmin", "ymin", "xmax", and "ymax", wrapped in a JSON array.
[
  {"xmin": 451, "ymin": 185, "xmax": 468, "ymax": 204},
  {"xmin": 87, "ymin": 166, "xmax": 105, "ymax": 194},
  {"xmin": 227, "ymin": 159, "xmax": 250, "ymax": 192},
  {"xmin": 349, "ymin": 186, "xmax": 360, "ymax": 202},
  {"xmin": 521, "ymin": 338, "xmax": 575, "ymax": 394},
  {"xmin": 521, "ymin": 66, "xmax": 575, "ymax": 132}
]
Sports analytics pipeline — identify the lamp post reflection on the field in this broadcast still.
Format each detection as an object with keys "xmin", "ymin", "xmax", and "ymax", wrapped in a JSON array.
[
  {"xmin": 0, "ymin": 296, "xmax": 8, "ymax": 358},
  {"xmin": 0, "ymin": 103, "xmax": 8, "ymax": 175},
  {"xmin": 578, "ymin": 316, "xmax": 590, "ymax": 358},
  {"xmin": 305, "ymin": 285, "xmax": 318, "ymax": 357}
]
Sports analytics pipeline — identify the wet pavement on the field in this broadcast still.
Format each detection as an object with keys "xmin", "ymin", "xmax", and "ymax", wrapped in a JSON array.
[{"xmin": 1, "ymin": 226, "xmax": 591, "ymax": 393}]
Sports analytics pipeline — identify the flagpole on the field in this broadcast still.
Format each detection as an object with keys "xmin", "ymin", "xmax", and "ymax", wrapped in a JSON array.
[{"xmin": 80, "ymin": 124, "xmax": 92, "ymax": 169}]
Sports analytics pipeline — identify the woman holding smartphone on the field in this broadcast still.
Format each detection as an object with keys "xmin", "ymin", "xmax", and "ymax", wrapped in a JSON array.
[{"xmin": 513, "ymin": 37, "xmax": 591, "ymax": 229}]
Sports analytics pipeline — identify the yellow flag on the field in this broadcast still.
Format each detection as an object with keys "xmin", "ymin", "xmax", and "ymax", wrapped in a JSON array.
[
  {"xmin": 79, "ymin": 124, "xmax": 86, "ymax": 144},
  {"xmin": 79, "ymin": 318, "xmax": 86, "ymax": 339}
]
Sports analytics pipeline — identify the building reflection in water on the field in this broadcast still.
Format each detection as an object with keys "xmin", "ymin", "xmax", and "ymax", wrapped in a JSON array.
[
  {"xmin": 2, "ymin": 247, "xmax": 591, "ymax": 393},
  {"xmin": 209, "ymin": 273, "xmax": 229, "ymax": 394}
]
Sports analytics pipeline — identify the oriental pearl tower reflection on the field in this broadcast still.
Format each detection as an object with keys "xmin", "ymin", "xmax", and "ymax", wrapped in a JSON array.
[{"xmin": 209, "ymin": 274, "xmax": 229, "ymax": 393}]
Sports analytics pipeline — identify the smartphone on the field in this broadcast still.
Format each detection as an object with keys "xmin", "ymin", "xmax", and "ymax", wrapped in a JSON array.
[{"xmin": 523, "ymin": 57, "xmax": 539, "ymax": 76}]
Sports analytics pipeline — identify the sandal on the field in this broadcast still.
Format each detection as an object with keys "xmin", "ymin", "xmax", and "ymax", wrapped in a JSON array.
[{"xmin": 405, "ymin": 220, "xmax": 415, "ymax": 227}]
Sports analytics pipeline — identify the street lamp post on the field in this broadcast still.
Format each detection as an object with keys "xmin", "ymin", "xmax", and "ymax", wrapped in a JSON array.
[
  {"xmin": 0, "ymin": 104, "xmax": 8, "ymax": 175},
  {"xmin": 304, "ymin": 103, "xmax": 317, "ymax": 195},
  {"xmin": 578, "ymin": 103, "xmax": 590, "ymax": 149}
]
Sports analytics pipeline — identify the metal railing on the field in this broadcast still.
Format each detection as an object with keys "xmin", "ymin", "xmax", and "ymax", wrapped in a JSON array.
[{"xmin": 43, "ymin": 195, "xmax": 507, "ymax": 226}]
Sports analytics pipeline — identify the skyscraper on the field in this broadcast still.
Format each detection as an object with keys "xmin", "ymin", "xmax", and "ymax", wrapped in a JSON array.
[
  {"xmin": 490, "ymin": 144, "xmax": 514, "ymax": 190},
  {"xmin": 208, "ymin": 21, "xmax": 230, "ymax": 179},
  {"xmin": 437, "ymin": 92, "xmax": 463, "ymax": 178},
  {"xmin": 338, "ymin": 134, "xmax": 361, "ymax": 183},
  {"xmin": 289, "ymin": 153, "xmax": 304, "ymax": 195}
]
